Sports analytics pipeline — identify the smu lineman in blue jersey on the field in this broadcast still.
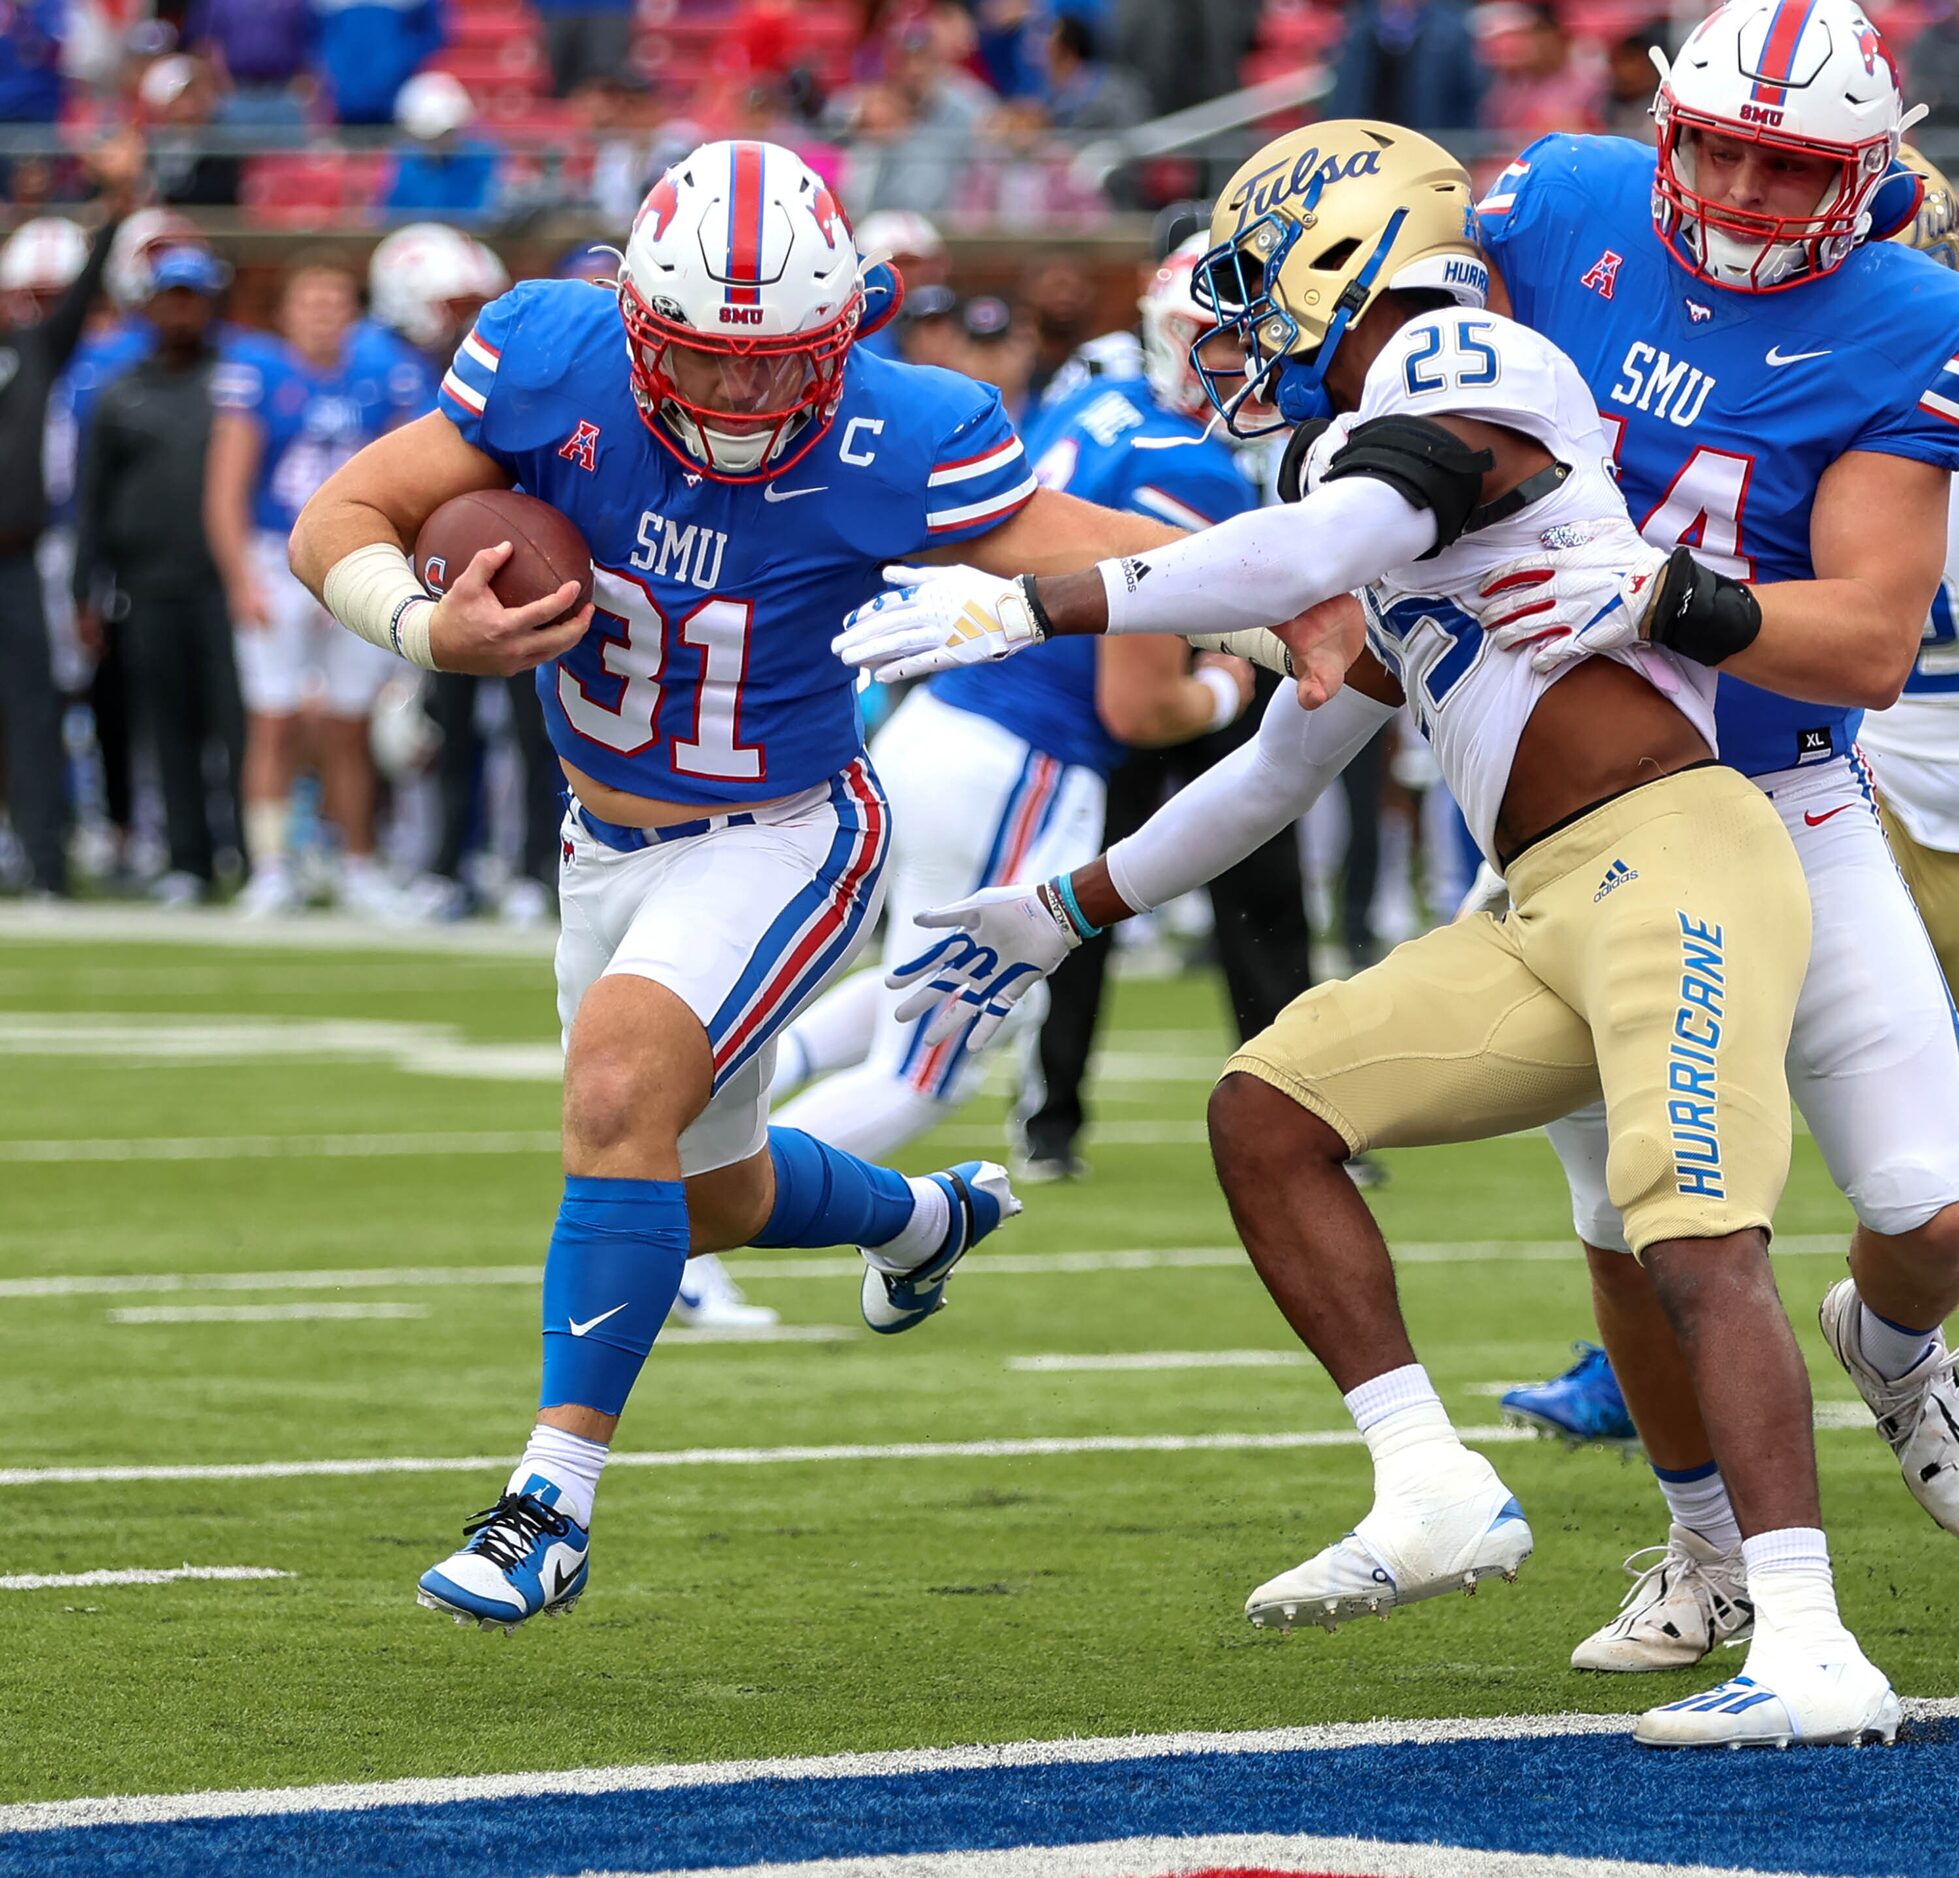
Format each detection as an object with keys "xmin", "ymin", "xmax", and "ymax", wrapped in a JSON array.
[
  {"xmin": 767, "ymin": 237, "xmax": 1256, "ymax": 1160},
  {"xmin": 206, "ymin": 257, "xmax": 429, "ymax": 920},
  {"xmin": 1468, "ymin": 0, "xmax": 1959, "ymax": 1675},
  {"xmin": 290, "ymin": 138, "xmax": 1186, "ymax": 1631}
]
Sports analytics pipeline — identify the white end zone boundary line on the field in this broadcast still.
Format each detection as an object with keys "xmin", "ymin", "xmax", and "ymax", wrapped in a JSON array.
[{"xmin": 6, "ymin": 1703, "xmax": 1957, "ymax": 1836}]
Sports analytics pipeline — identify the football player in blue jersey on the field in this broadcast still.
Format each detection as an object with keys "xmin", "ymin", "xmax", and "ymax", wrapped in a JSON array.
[
  {"xmin": 766, "ymin": 238, "xmax": 1256, "ymax": 1161},
  {"xmin": 1459, "ymin": 0, "xmax": 1959, "ymax": 1683},
  {"xmin": 290, "ymin": 138, "xmax": 1186, "ymax": 1632},
  {"xmin": 207, "ymin": 255, "xmax": 428, "ymax": 920}
]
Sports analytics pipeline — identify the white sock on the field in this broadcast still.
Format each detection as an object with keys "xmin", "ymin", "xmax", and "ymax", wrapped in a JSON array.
[
  {"xmin": 861, "ymin": 1175, "xmax": 951, "ymax": 1275},
  {"xmin": 1857, "ymin": 1302, "xmax": 1940, "ymax": 1381},
  {"xmin": 510, "ymin": 1424, "xmax": 607, "ymax": 1528},
  {"xmin": 1741, "ymin": 1527, "xmax": 1847, "ymax": 1648},
  {"xmin": 244, "ymin": 800, "xmax": 289, "ymax": 870},
  {"xmin": 772, "ymin": 1064, "xmax": 951, "ymax": 1162},
  {"xmin": 768, "ymin": 970, "xmax": 883, "ymax": 1097},
  {"xmin": 1344, "ymin": 1362, "xmax": 1443, "ymax": 1433},
  {"xmin": 1653, "ymin": 1462, "xmax": 1741, "ymax": 1554}
]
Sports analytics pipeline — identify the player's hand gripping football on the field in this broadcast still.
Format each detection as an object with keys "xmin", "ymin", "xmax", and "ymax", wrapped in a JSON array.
[
  {"xmin": 428, "ymin": 540, "xmax": 592, "ymax": 678},
  {"xmin": 887, "ymin": 882, "xmax": 1083, "ymax": 1053},
  {"xmin": 1469, "ymin": 523, "xmax": 1669, "ymax": 673},
  {"xmin": 833, "ymin": 563, "xmax": 1046, "ymax": 683}
]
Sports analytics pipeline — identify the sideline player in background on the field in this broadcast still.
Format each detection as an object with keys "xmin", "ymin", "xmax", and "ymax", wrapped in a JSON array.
[
  {"xmin": 836, "ymin": 118, "xmax": 1898, "ymax": 1751},
  {"xmin": 1473, "ymin": 1, "xmax": 1959, "ymax": 1673},
  {"xmin": 767, "ymin": 239, "xmax": 1257, "ymax": 1162},
  {"xmin": 291, "ymin": 139, "xmax": 1188, "ymax": 1631},
  {"xmin": 207, "ymin": 255, "xmax": 424, "ymax": 918}
]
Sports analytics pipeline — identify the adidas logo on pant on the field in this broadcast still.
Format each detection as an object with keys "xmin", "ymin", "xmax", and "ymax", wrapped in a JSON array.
[{"xmin": 1594, "ymin": 858, "xmax": 1639, "ymax": 902}]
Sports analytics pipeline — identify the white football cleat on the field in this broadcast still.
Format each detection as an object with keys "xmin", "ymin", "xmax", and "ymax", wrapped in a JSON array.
[
  {"xmin": 671, "ymin": 1254, "xmax": 779, "ymax": 1330},
  {"xmin": 1819, "ymin": 1277, "xmax": 1959, "ymax": 1537},
  {"xmin": 1571, "ymin": 1522, "xmax": 1752, "ymax": 1672},
  {"xmin": 236, "ymin": 861, "xmax": 302, "ymax": 919},
  {"xmin": 1634, "ymin": 1636, "xmax": 1901, "ymax": 1749},
  {"xmin": 1246, "ymin": 1449, "xmax": 1532, "ymax": 1632}
]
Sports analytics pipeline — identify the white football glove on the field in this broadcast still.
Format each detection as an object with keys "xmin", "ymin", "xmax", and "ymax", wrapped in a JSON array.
[
  {"xmin": 1471, "ymin": 524, "xmax": 1668, "ymax": 675},
  {"xmin": 833, "ymin": 563, "xmax": 1046, "ymax": 683},
  {"xmin": 887, "ymin": 882, "xmax": 1082, "ymax": 1053}
]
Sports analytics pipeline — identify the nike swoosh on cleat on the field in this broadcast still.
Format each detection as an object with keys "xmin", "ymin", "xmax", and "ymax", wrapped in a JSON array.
[
  {"xmin": 1803, "ymin": 804, "xmax": 1855, "ymax": 827},
  {"xmin": 568, "ymin": 1303, "xmax": 629, "ymax": 1337},
  {"xmin": 763, "ymin": 483, "xmax": 826, "ymax": 502},
  {"xmin": 549, "ymin": 1561, "xmax": 580, "ymax": 1599},
  {"xmin": 1765, "ymin": 345, "xmax": 1831, "ymax": 366}
]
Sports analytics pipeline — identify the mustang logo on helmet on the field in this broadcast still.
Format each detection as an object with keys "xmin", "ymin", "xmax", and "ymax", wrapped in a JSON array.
[{"xmin": 636, "ymin": 175, "xmax": 681, "ymax": 243}]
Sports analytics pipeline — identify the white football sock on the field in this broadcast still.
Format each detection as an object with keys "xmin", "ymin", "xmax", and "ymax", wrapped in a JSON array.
[
  {"xmin": 510, "ymin": 1424, "xmax": 607, "ymax": 1528},
  {"xmin": 1741, "ymin": 1527, "xmax": 1847, "ymax": 1649},
  {"xmin": 861, "ymin": 1175, "xmax": 952, "ymax": 1274},
  {"xmin": 244, "ymin": 799, "xmax": 289, "ymax": 870},
  {"xmin": 1344, "ymin": 1361, "xmax": 1443, "ymax": 1433},
  {"xmin": 768, "ymin": 969, "xmax": 883, "ymax": 1097},
  {"xmin": 1653, "ymin": 1461, "xmax": 1741, "ymax": 1554},
  {"xmin": 772, "ymin": 1063, "xmax": 951, "ymax": 1162},
  {"xmin": 1857, "ymin": 1301, "xmax": 1940, "ymax": 1382}
]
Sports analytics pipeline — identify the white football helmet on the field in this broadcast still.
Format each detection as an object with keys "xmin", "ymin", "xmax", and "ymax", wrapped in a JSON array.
[
  {"xmin": 370, "ymin": 223, "xmax": 510, "ymax": 353},
  {"xmin": 0, "ymin": 216, "xmax": 87, "ymax": 300},
  {"xmin": 619, "ymin": 139, "xmax": 863, "ymax": 481},
  {"xmin": 1653, "ymin": 0, "xmax": 1919, "ymax": 291},
  {"xmin": 105, "ymin": 208, "xmax": 207, "ymax": 311},
  {"xmin": 1138, "ymin": 234, "xmax": 1219, "ymax": 421}
]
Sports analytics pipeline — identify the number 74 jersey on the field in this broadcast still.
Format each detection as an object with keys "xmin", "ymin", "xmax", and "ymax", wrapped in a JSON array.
[
  {"xmin": 1481, "ymin": 133, "xmax": 1959, "ymax": 778},
  {"xmin": 1305, "ymin": 308, "xmax": 1719, "ymax": 865},
  {"xmin": 436, "ymin": 279, "xmax": 1035, "ymax": 805}
]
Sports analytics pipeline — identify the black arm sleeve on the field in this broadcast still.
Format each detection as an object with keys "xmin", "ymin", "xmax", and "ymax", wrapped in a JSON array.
[
  {"xmin": 35, "ymin": 214, "xmax": 122, "ymax": 377},
  {"xmin": 70, "ymin": 382, "xmax": 117, "ymax": 605}
]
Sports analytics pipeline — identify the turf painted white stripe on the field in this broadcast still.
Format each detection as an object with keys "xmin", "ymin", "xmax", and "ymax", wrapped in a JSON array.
[
  {"xmin": 595, "ymin": 1835, "xmax": 1818, "ymax": 1878},
  {"xmin": 0, "ymin": 903, "xmax": 556, "ymax": 956},
  {"xmin": 1008, "ymin": 1351, "xmax": 1311, "ymax": 1373},
  {"xmin": 9, "ymin": 1703, "xmax": 1959, "ymax": 1833},
  {"xmin": 0, "ymin": 1234, "xmax": 1857, "ymax": 1300},
  {"xmin": 107, "ymin": 1303, "xmax": 431, "ymax": 1325},
  {"xmin": 0, "ymin": 1130, "xmax": 562, "ymax": 1164},
  {"xmin": 0, "ymin": 1565, "xmax": 292, "ymax": 1591},
  {"xmin": 0, "ymin": 1425, "xmax": 1535, "ymax": 1489}
]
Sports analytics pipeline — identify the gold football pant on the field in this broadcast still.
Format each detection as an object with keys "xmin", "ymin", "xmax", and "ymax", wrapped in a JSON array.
[
  {"xmin": 1877, "ymin": 799, "xmax": 1959, "ymax": 1000},
  {"xmin": 1226, "ymin": 764, "xmax": 1811, "ymax": 1256}
]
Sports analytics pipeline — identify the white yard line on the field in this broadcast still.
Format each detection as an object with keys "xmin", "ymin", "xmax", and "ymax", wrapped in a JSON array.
[
  {"xmin": 0, "ymin": 1425, "xmax": 1539, "ymax": 1489},
  {"xmin": 107, "ymin": 1302, "xmax": 430, "ymax": 1325},
  {"xmin": 0, "ymin": 1129, "xmax": 562, "ymax": 1164},
  {"xmin": 7, "ymin": 1700, "xmax": 1958, "ymax": 1834},
  {"xmin": 1007, "ymin": 1351, "xmax": 1312, "ymax": 1373},
  {"xmin": 0, "ymin": 1565, "xmax": 292, "ymax": 1592},
  {"xmin": 0, "ymin": 903, "xmax": 556, "ymax": 955},
  {"xmin": 0, "ymin": 1234, "xmax": 1857, "ymax": 1301}
]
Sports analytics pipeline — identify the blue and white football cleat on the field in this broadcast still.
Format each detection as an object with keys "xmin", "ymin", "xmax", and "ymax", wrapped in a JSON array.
[
  {"xmin": 860, "ymin": 1160, "xmax": 1019, "ymax": 1334},
  {"xmin": 416, "ymin": 1477, "xmax": 590, "ymax": 1633},
  {"xmin": 1634, "ymin": 1641, "xmax": 1901, "ymax": 1749},
  {"xmin": 1246, "ymin": 1448, "xmax": 1532, "ymax": 1632},
  {"xmin": 1501, "ymin": 1341, "xmax": 1639, "ymax": 1449}
]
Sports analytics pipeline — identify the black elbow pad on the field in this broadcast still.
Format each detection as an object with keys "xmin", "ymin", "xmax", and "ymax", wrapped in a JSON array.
[
  {"xmin": 1275, "ymin": 418, "xmax": 1332, "ymax": 505},
  {"xmin": 1320, "ymin": 415, "xmax": 1495, "ymax": 556}
]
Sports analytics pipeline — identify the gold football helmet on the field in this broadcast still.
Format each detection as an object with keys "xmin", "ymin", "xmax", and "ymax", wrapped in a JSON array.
[
  {"xmin": 1194, "ymin": 120, "xmax": 1487, "ymax": 435},
  {"xmin": 1895, "ymin": 144, "xmax": 1958, "ymax": 271}
]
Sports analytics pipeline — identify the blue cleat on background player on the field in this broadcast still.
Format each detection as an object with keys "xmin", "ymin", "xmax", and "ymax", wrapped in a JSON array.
[
  {"xmin": 416, "ymin": 1477, "xmax": 590, "ymax": 1633},
  {"xmin": 1501, "ymin": 1342, "xmax": 1638, "ymax": 1449},
  {"xmin": 861, "ymin": 1160, "xmax": 1018, "ymax": 1333}
]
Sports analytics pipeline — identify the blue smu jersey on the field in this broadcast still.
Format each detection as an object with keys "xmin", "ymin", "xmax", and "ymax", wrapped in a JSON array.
[
  {"xmin": 437, "ymin": 278, "xmax": 1037, "ymax": 806},
  {"xmin": 1481, "ymin": 134, "xmax": 1959, "ymax": 776},
  {"xmin": 212, "ymin": 328, "xmax": 427, "ymax": 534},
  {"xmin": 932, "ymin": 373, "xmax": 1257, "ymax": 776},
  {"xmin": 353, "ymin": 317, "xmax": 441, "ymax": 420}
]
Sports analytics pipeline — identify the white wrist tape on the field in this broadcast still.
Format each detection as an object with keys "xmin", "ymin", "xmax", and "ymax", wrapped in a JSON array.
[
  {"xmin": 1195, "ymin": 661, "xmax": 1242, "ymax": 732},
  {"xmin": 1188, "ymin": 629, "xmax": 1294, "ymax": 677},
  {"xmin": 322, "ymin": 541, "xmax": 440, "ymax": 672}
]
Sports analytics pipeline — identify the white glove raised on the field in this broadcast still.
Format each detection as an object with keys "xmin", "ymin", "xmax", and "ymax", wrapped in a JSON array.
[
  {"xmin": 833, "ymin": 563, "xmax": 1046, "ymax": 683},
  {"xmin": 887, "ymin": 881, "xmax": 1083, "ymax": 1053},
  {"xmin": 1471, "ymin": 523, "xmax": 1667, "ymax": 676}
]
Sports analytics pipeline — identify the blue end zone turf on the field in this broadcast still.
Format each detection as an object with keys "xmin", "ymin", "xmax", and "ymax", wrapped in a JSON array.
[{"xmin": 6, "ymin": 1722, "xmax": 1954, "ymax": 1877}]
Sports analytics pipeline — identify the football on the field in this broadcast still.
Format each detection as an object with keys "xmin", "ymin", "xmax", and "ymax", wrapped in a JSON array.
[{"xmin": 413, "ymin": 489, "xmax": 593, "ymax": 623}]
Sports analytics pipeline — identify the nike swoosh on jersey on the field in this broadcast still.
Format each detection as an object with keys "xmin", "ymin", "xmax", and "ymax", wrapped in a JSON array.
[
  {"xmin": 568, "ymin": 1302, "xmax": 629, "ymax": 1337},
  {"xmin": 1765, "ymin": 346, "xmax": 1832, "ymax": 366},
  {"xmin": 1802, "ymin": 804, "xmax": 1856, "ymax": 826},
  {"xmin": 762, "ymin": 482, "xmax": 827, "ymax": 502}
]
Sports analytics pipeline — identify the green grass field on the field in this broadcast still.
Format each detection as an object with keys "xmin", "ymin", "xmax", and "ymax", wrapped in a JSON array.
[{"xmin": 0, "ymin": 920, "xmax": 1950, "ymax": 1808}]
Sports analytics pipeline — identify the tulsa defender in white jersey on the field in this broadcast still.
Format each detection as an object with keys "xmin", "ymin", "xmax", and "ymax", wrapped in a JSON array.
[{"xmin": 839, "ymin": 119, "xmax": 1898, "ymax": 1752}]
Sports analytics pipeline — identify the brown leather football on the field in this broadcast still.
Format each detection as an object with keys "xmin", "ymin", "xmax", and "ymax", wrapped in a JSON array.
[{"xmin": 414, "ymin": 489, "xmax": 594, "ymax": 623}]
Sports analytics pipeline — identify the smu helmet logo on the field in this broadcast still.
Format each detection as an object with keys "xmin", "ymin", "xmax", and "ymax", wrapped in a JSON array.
[
  {"xmin": 1857, "ymin": 22, "xmax": 1900, "ymax": 85},
  {"xmin": 809, "ymin": 182, "xmax": 850, "ymax": 251},
  {"xmin": 636, "ymin": 175, "xmax": 680, "ymax": 242},
  {"xmin": 1581, "ymin": 250, "xmax": 1623, "ymax": 300},
  {"xmin": 558, "ymin": 420, "xmax": 601, "ymax": 473}
]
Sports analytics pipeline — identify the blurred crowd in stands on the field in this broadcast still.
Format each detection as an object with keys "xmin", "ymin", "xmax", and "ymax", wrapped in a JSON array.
[{"xmin": 5, "ymin": 3, "xmax": 1957, "ymax": 233}]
